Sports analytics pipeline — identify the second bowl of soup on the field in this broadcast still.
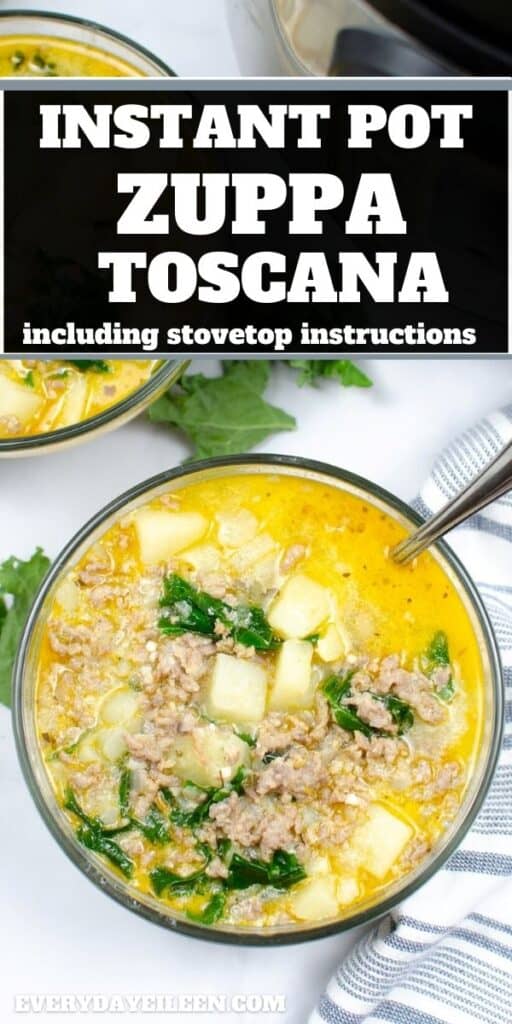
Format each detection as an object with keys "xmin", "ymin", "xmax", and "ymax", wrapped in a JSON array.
[
  {"xmin": 0, "ymin": 359, "xmax": 184, "ymax": 456},
  {"xmin": 0, "ymin": 10, "xmax": 174, "ymax": 77},
  {"xmin": 0, "ymin": 13, "xmax": 177, "ymax": 455}
]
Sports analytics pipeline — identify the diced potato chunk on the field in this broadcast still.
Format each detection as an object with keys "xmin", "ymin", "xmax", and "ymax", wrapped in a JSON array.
[
  {"xmin": 217, "ymin": 509, "xmax": 258, "ymax": 548},
  {"xmin": 76, "ymin": 733, "xmax": 100, "ymax": 764},
  {"xmin": 337, "ymin": 878, "xmax": 360, "ymax": 906},
  {"xmin": 87, "ymin": 787, "xmax": 123, "ymax": 827},
  {"xmin": 97, "ymin": 727, "xmax": 128, "ymax": 763},
  {"xmin": 306, "ymin": 854, "xmax": 331, "ymax": 876},
  {"xmin": 134, "ymin": 509, "xmax": 206, "ymax": 564},
  {"xmin": 79, "ymin": 698, "xmax": 140, "ymax": 764},
  {"xmin": 317, "ymin": 622, "xmax": 346, "ymax": 662},
  {"xmin": 0, "ymin": 374, "xmax": 43, "ymax": 423},
  {"xmin": 181, "ymin": 543, "xmax": 219, "ymax": 573},
  {"xmin": 207, "ymin": 653, "xmax": 267, "ymax": 724},
  {"xmin": 268, "ymin": 574, "xmax": 330, "ymax": 639},
  {"xmin": 290, "ymin": 876, "xmax": 339, "ymax": 922},
  {"xmin": 250, "ymin": 556, "xmax": 279, "ymax": 591},
  {"xmin": 56, "ymin": 373, "xmax": 87, "ymax": 427},
  {"xmin": 100, "ymin": 687, "xmax": 139, "ymax": 727},
  {"xmin": 54, "ymin": 578, "xmax": 80, "ymax": 614},
  {"xmin": 353, "ymin": 804, "xmax": 413, "ymax": 879},
  {"xmin": 173, "ymin": 724, "xmax": 248, "ymax": 788},
  {"xmin": 229, "ymin": 534, "xmax": 277, "ymax": 574},
  {"xmin": 269, "ymin": 639, "xmax": 314, "ymax": 711}
]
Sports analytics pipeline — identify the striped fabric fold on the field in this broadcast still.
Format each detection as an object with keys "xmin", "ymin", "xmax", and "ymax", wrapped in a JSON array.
[{"xmin": 310, "ymin": 408, "xmax": 512, "ymax": 1024}]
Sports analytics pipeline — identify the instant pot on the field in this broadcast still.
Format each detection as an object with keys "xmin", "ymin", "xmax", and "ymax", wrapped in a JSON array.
[
  {"xmin": 228, "ymin": 0, "xmax": 511, "ymax": 76},
  {"xmin": 327, "ymin": 0, "xmax": 511, "ymax": 76}
]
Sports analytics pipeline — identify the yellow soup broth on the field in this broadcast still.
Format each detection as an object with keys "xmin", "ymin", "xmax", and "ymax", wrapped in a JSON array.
[
  {"xmin": 35, "ymin": 473, "xmax": 484, "ymax": 930},
  {"xmin": 0, "ymin": 35, "xmax": 143, "ymax": 77},
  {"xmin": 0, "ymin": 360, "xmax": 154, "ymax": 437}
]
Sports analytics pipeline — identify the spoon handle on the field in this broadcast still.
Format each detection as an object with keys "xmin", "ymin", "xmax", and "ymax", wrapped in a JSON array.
[{"xmin": 392, "ymin": 437, "xmax": 512, "ymax": 565}]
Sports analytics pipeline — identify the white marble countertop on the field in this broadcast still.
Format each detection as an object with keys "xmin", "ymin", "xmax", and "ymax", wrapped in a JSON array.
[{"xmin": 0, "ymin": 3, "xmax": 510, "ymax": 1023}]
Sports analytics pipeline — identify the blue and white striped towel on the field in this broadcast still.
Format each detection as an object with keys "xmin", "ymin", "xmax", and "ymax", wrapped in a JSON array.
[{"xmin": 311, "ymin": 407, "xmax": 512, "ymax": 1024}]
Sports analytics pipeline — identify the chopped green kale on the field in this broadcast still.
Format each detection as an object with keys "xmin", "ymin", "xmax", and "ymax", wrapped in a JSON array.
[{"xmin": 159, "ymin": 573, "xmax": 279, "ymax": 651}]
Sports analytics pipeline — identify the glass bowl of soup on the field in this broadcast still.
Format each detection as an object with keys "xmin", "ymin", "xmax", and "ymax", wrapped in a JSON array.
[
  {"xmin": 13, "ymin": 455, "xmax": 503, "ymax": 943},
  {"xmin": 0, "ymin": 359, "xmax": 185, "ymax": 457},
  {"xmin": 0, "ymin": 10, "xmax": 174, "ymax": 77},
  {"xmin": 0, "ymin": 14, "xmax": 177, "ymax": 455}
]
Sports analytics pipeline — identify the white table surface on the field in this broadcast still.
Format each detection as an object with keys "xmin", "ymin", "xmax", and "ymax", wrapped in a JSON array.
[{"xmin": 0, "ymin": 3, "xmax": 510, "ymax": 1022}]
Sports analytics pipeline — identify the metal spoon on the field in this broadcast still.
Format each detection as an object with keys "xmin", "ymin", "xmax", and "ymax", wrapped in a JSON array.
[{"xmin": 392, "ymin": 438, "xmax": 512, "ymax": 565}]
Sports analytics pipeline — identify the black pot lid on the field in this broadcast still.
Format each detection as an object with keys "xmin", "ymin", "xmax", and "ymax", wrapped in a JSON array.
[
  {"xmin": 367, "ymin": 0, "xmax": 511, "ymax": 73},
  {"xmin": 330, "ymin": 28, "xmax": 457, "ymax": 76}
]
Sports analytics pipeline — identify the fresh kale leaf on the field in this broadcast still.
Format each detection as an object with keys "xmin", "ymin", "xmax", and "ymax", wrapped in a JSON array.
[
  {"xmin": 28, "ymin": 52, "xmax": 58, "ymax": 76},
  {"xmin": 159, "ymin": 573, "xmax": 279, "ymax": 651},
  {"xmin": 76, "ymin": 822, "xmax": 134, "ymax": 877},
  {"xmin": 328, "ymin": 703, "xmax": 374, "ymax": 739},
  {"xmin": 287, "ymin": 360, "xmax": 372, "ymax": 389},
  {"xmin": 118, "ymin": 768, "xmax": 131, "ymax": 818},
  {"xmin": 159, "ymin": 574, "xmax": 213, "ymax": 637},
  {"xmin": 150, "ymin": 865, "xmax": 204, "ymax": 897},
  {"xmin": 381, "ymin": 694, "xmax": 414, "ymax": 732},
  {"xmin": 235, "ymin": 730, "xmax": 257, "ymax": 748},
  {"xmin": 322, "ymin": 672, "xmax": 413, "ymax": 737},
  {"xmin": 224, "ymin": 765, "xmax": 248, "ymax": 794},
  {"xmin": 169, "ymin": 796, "xmax": 212, "ymax": 830},
  {"xmin": 117, "ymin": 768, "xmax": 170, "ymax": 843},
  {"xmin": 262, "ymin": 750, "xmax": 283, "ymax": 765},
  {"xmin": 437, "ymin": 677, "xmax": 455, "ymax": 702},
  {"xmin": 216, "ymin": 837, "xmax": 232, "ymax": 860},
  {"xmin": 10, "ymin": 51, "xmax": 25, "ymax": 71},
  {"xmin": 150, "ymin": 840, "xmax": 213, "ymax": 896},
  {"xmin": 9, "ymin": 48, "xmax": 54, "ymax": 74},
  {"xmin": 424, "ymin": 630, "xmax": 455, "ymax": 702},
  {"xmin": 159, "ymin": 786, "xmax": 175, "ymax": 808},
  {"xmin": 322, "ymin": 671, "xmax": 374, "ymax": 737},
  {"xmin": 148, "ymin": 361, "xmax": 295, "ymax": 459},
  {"xmin": 0, "ymin": 548, "xmax": 51, "ymax": 707},
  {"xmin": 226, "ymin": 850, "xmax": 306, "ymax": 891},
  {"xmin": 71, "ymin": 360, "xmax": 110, "ymax": 373},
  {"xmin": 64, "ymin": 789, "xmax": 134, "ymax": 878},
  {"xmin": 304, "ymin": 632, "xmax": 320, "ymax": 645},
  {"xmin": 426, "ymin": 630, "xmax": 450, "ymax": 666},
  {"xmin": 132, "ymin": 807, "xmax": 171, "ymax": 845},
  {"xmin": 322, "ymin": 672, "xmax": 354, "ymax": 707},
  {"xmin": 186, "ymin": 891, "xmax": 226, "ymax": 925},
  {"xmin": 169, "ymin": 766, "xmax": 249, "ymax": 830},
  {"xmin": 151, "ymin": 843, "xmax": 304, "ymax": 914}
]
